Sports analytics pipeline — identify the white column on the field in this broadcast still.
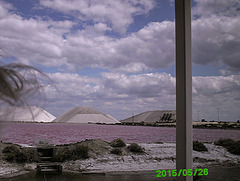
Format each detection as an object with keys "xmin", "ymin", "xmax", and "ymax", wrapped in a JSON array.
[{"xmin": 175, "ymin": 0, "xmax": 193, "ymax": 181}]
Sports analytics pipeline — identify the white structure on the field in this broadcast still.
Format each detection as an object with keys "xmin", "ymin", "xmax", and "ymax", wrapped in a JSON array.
[
  {"xmin": 0, "ymin": 106, "xmax": 56, "ymax": 123},
  {"xmin": 53, "ymin": 107, "xmax": 120, "ymax": 124},
  {"xmin": 175, "ymin": 1, "xmax": 192, "ymax": 181}
]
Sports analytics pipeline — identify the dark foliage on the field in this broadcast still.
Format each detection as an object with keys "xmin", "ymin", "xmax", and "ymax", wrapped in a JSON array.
[
  {"xmin": 2, "ymin": 145, "xmax": 20, "ymax": 162},
  {"xmin": 2, "ymin": 145, "xmax": 28, "ymax": 163},
  {"xmin": 214, "ymin": 138, "xmax": 235, "ymax": 147},
  {"xmin": 15, "ymin": 151, "xmax": 28, "ymax": 163},
  {"xmin": 193, "ymin": 141, "xmax": 208, "ymax": 152},
  {"xmin": 23, "ymin": 148, "xmax": 39, "ymax": 162},
  {"xmin": 110, "ymin": 138, "xmax": 126, "ymax": 147},
  {"xmin": 127, "ymin": 143, "xmax": 144, "ymax": 153},
  {"xmin": 52, "ymin": 148, "xmax": 71, "ymax": 162},
  {"xmin": 154, "ymin": 141, "xmax": 163, "ymax": 144},
  {"xmin": 2, "ymin": 145, "xmax": 21, "ymax": 154},
  {"xmin": 110, "ymin": 148, "xmax": 122, "ymax": 155},
  {"xmin": 53, "ymin": 145, "xmax": 89, "ymax": 162},
  {"xmin": 214, "ymin": 138, "xmax": 240, "ymax": 155},
  {"xmin": 75, "ymin": 145, "xmax": 89, "ymax": 159}
]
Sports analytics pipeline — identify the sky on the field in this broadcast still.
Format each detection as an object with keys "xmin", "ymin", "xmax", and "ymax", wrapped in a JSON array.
[{"xmin": 0, "ymin": 0, "xmax": 239, "ymax": 122}]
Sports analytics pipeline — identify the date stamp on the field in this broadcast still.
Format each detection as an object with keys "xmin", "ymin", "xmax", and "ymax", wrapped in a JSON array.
[{"xmin": 156, "ymin": 168, "xmax": 208, "ymax": 177}]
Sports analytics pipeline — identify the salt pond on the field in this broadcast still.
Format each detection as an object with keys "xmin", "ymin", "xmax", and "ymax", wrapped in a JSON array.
[{"xmin": 1, "ymin": 123, "xmax": 240, "ymax": 145}]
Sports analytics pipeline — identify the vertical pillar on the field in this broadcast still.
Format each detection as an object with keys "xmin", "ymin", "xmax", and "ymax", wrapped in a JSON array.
[{"xmin": 175, "ymin": 0, "xmax": 192, "ymax": 181}]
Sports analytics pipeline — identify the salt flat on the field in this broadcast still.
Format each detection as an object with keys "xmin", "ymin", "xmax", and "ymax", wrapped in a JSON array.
[
  {"xmin": 0, "ymin": 141, "xmax": 239, "ymax": 178},
  {"xmin": 61, "ymin": 142, "xmax": 240, "ymax": 173}
]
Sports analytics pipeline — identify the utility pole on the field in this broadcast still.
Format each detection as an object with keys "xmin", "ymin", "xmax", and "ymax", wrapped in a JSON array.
[
  {"xmin": 217, "ymin": 108, "xmax": 220, "ymax": 122},
  {"xmin": 176, "ymin": 0, "xmax": 192, "ymax": 181}
]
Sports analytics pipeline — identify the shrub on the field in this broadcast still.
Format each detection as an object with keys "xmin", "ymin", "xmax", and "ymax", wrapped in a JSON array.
[
  {"xmin": 62, "ymin": 148, "xmax": 72, "ymax": 160},
  {"xmin": 23, "ymin": 148, "xmax": 39, "ymax": 162},
  {"xmin": 110, "ymin": 148, "xmax": 122, "ymax": 155},
  {"xmin": 52, "ymin": 154, "xmax": 63, "ymax": 162},
  {"xmin": 146, "ymin": 123, "xmax": 153, "ymax": 126},
  {"xmin": 15, "ymin": 151, "xmax": 28, "ymax": 163},
  {"xmin": 214, "ymin": 138, "xmax": 240, "ymax": 155},
  {"xmin": 139, "ymin": 121, "xmax": 145, "ymax": 125},
  {"xmin": 127, "ymin": 143, "xmax": 144, "ymax": 153},
  {"xmin": 75, "ymin": 145, "xmax": 89, "ymax": 159},
  {"xmin": 5, "ymin": 152, "xmax": 16, "ymax": 162},
  {"xmin": 53, "ymin": 147, "xmax": 72, "ymax": 162},
  {"xmin": 214, "ymin": 138, "xmax": 235, "ymax": 147},
  {"xmin": 53, "ymin": 145, "xmax": 89, "ymax": 162},
  {"xmin": 110, "ymin": 138, "xmax": 126, "ymax": 147},
  {"xmin": 3, "ymin": 145, "xmax": 21, "ymax": 154},
  {"xmin": 226, "ymin": 141, "xmax": 240, "ymax": 155},
  {"xmin": 3, "ymin": 145, "xmax": 39, "ymax": 163},
  {"xmin": 3, "ymin": 145, "xmax": 21, "ymax": 163},
  {"xmin": 193, "ymin": 141, "xmax": 208, "ymax": 152},
  {"xmin": 154, "ymin": 141, "xmax": 163, "ymax": 144}
]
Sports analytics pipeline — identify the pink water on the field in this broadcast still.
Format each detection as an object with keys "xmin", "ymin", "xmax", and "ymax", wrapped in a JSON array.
[{"xmin": 1, "ymin": 122, "xmax": 240, "ymax": 145}]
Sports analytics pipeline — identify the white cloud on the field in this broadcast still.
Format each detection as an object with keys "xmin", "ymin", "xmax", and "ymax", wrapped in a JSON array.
[
  {"xmin": 192, "ymin": 15, "xmax": 240, "ymax": 72},
  {"xmin": 0, "ymin": 1, "xmax": 13, "ymax": 18},
  {"xmin": 40, "ymin": 0, "xmax": 156, "ymax": 34},
  {"xmin": 192, "ymin": 75, "xmax": 240, "ymax": 121},
  {"xmin": 101, "ymin": 72, "xmax": 175, "ymax": 97},
  {"xmin": 0, "ymin": 2, "xmax": 74, "ymax": 66},
  {"xmin": 63, "ymin": 21, "xmax": 175, "ymax": 71},
  {"xmin": 193, "ymin": 75, "xmax": 240, "ymax": 96},
  {"xmin": 192, "ymin": 0, "xmax": 240, "ymax": 72},
  {"xmin": 43, "ymin": 72, "xmax": 177, "ymax": 119},
  {"xmin": 1, "ymin": 0, "xmax": 239, "ymax": 121},
  {"xmin": 115, "ymin": 63, "xmax": 149, "ymax": 73},
  {"xmin": 43, "ymin": 72, "xmax": 240, "ymax": 121},
  {"xmin": 48, "ymin": 72, "xmax": 101, "ymax": 97},
  {"xmin": 1, "ymin": 1, "xmax": 239, "ymax": 73},
  {"xmin": 193, "ymin": 0, "xmax": 240, "ymax": 17},
  {"xmin": 0, "ymin": 1, "xmax": 173, "ymax": 71},
  {"xmin": 110, "ymin": 21, "xmax": 175, "ymax": 69}
]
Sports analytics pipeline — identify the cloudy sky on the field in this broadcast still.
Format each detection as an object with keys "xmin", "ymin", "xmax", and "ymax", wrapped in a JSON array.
[{"xmin": 0, "ymin": 0, "xmax": 239, "ymax": 122}]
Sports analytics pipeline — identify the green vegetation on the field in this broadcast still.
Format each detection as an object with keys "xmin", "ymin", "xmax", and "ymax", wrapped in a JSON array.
[
  {"xmin": 214, "ymin": 138, "xmax": 240, "ymax": 155},
  {"xmin": 110, "ymin": 138, "xmax": 126, "ymax": 147},
  {"xmin": 154, "ymin": 141, "xmax": 163, "ymax": 144},
  {"xmin": 214, "ymin": 138, "xmax": 235, "ymax": 147},
  {"xmin": 2, "ymin": 145, "xmax": 38, "ymax": 163},
  {"xmin": 75, "ymin": 145, "xmax": 89, "ymax": 158},
  {"xmin": 110, "ymin": 148, "xmax": 122, "ymax": 155},
  {"xmin": 2, "ymin": 142, "xmax": 89, "ymax": 163},
  {"xmin": 53, "ymin": 145, "xmax": 89, "ymax": 162},
  {"xmin": 193, "ymin": 141, "xmax": 208, "ymax": 152},
  {"xmin": 146, "ymin": 123, "xmax": 157, "ymax": 127},
  {"xmin": 127, "ymin": 143, "xmax": 144, "ymax": 153},
  {"xmin": 2, "ymin": 145, "xmax": 20, "ymax": 162},
  {"xmin": 53, "ymin": 147, "xmax": 71, "ymax": 162}
]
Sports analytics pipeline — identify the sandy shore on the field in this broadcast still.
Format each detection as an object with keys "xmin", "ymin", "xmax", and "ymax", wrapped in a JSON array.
[{"xmin": 0, "ymin": 140, "xmax": 240, "ymax": 179}]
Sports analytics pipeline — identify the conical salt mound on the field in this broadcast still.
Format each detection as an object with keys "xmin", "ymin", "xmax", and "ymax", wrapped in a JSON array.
[
  {"xmin": 0, "ymin": 106, "xmax": 56, "ymax": 122},
  {"xmin": 53, "ymin": 107, "xmax": 120, "ymax": 124}
]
